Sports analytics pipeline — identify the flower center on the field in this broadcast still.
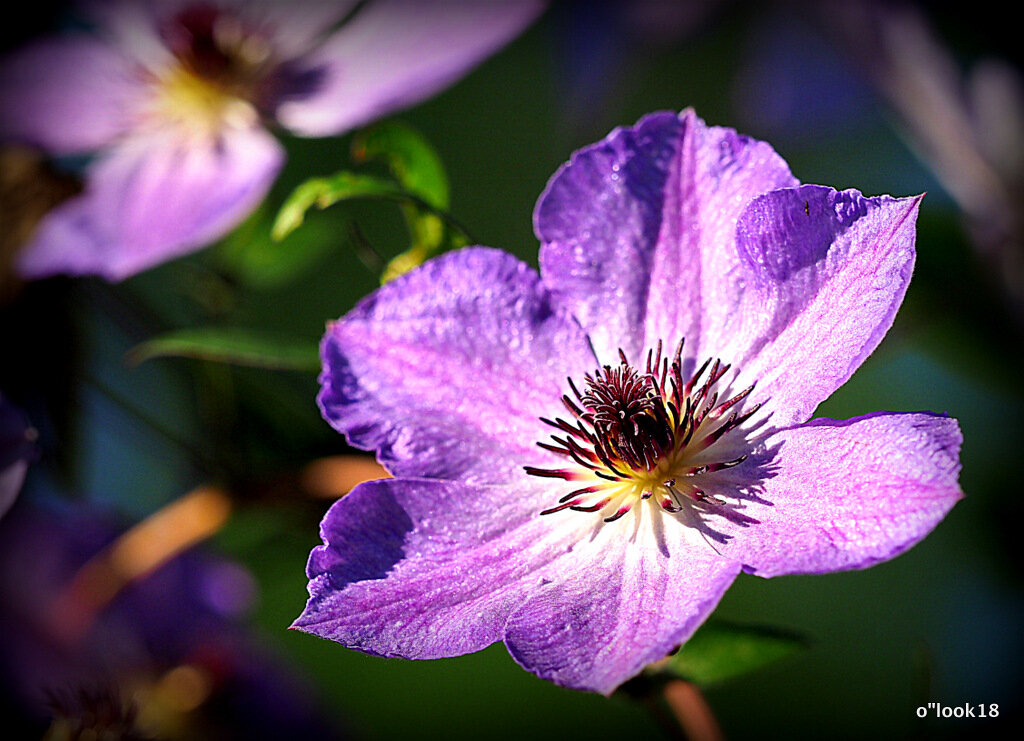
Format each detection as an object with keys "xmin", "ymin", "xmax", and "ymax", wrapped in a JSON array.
[
  {"xmin": 525, "ymin": 340, "xmax": 761, "ymax": 523},
  {"xmin": 145, "ymin": 4, "xmax": 275, "ymax": 137}
]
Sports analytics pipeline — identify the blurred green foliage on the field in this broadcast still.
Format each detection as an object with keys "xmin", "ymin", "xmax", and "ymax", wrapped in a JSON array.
[
  {"xmin": 127, "ymin": 327, "xmax": 320, "ymax": 371},
  {"xmin": 664, "ymin": 622, "xmax": 808, "ymax": 687}
]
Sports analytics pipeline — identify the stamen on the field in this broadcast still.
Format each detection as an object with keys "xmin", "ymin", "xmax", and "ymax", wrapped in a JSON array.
[
  {"xmin": 604, "ymin": 504, "xmax": 634, "ymax": 523},
  {"xmin": 523, "ymin": 466, "xmax": 585, "ymax": 481},
  {"xmin": 558, "ymin": 485, "xmax": 603, "ymax": 503},
  {"xmin": 526, "ymin": 338, "xmax": 762, "ymax": 523},
  {"xmin": 540, "ymin": 500, "xmax": 581, "ymax": 515}
]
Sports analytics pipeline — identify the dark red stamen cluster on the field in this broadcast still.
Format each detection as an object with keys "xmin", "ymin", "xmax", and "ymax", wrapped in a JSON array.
[
  {"xmin": 525, "ymin": 339, "xmax": 762, "ymax": 521},
  {"xmin": 162, "ymin": 4, "xmax": 272, "ymax": 95},
  {"xmin": 578, "ymin": 360, "xmax": 673, "ymax": 474}
]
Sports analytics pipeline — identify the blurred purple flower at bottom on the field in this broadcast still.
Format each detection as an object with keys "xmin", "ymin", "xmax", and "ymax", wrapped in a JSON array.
[
  {"xmin": 294, "ymin": 109, "xmax": 963, "ymax": 694},
  {"xmin": 0, "ymin": 0, "xmax": 544, "ymax": 281},
  {"xmin": 0, "ymin": 502, "xmax": 344, "ymax": 739}
]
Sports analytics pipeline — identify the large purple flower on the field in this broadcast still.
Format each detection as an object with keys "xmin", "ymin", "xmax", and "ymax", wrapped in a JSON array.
[
  {"xmin": 294, "ymin": 109, "xmax": 964, "ymax": 694},
  {"xmin": 0, "ymin": 0, "xmax": 543, "ymax": 281}
]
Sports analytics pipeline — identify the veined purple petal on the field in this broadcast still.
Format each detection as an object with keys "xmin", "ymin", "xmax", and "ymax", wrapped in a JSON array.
[
  {"xmin": 535, "ymin": 110, "xmax": 683, "ymax": 362},
  {"xmin": 0, "ymin": 35, "xmax": 143, "ymax": 154},
  {"xmin": 725, "ymin": 187, "xmax": 920, "ymax": 424},
  {"xmin": 294, "ymin": 476, "xmax": 581, "ymax": 659},
  {"xmin": 318, "ymin": 247, "xmax": 595, "ymax": 483},
  {"xmin": 16, "ymin": 125, "xmax": 283, "ymax": 281},
  {"xmin": 717, "ymin": 412, "xmax": 963, "ymax": 577},
  {"xmin": 504, "ymin": 514, "xmax": 741, "ymax": 694},
  {"xmin": 536, "ymin": 108, "xmax": 797, "ymax": 363},
  {"xmin": 276, "ymin": 0, "xmax": 545, "ymax": 137}
]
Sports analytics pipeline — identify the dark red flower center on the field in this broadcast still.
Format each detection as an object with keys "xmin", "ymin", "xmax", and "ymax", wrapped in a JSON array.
[{"xmin": 525, "ymin": 340, "xmax": 761, "ymax": 523}]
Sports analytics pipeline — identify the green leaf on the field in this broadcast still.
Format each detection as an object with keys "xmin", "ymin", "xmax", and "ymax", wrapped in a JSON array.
[
  {"xmin": 661, "ymin": 621, "xmax": 808, "ymax": 686},
  {"xmin": 271, "ymin": 170, "xmax": 471, "ymax": 278},
  {"xmin": 214, "ymin": 204, "xmax": 342, "ymax": 291},
  {"xmin": 272, "ymin": 172, "xmax": 407, "ymax": 241},
  {"xmin": 272, "ymin": 125, "xmax": 469, "ymax": 282},
  {"xmin": 351, "ymin": 121, "xmax": 449, "ymax": 209},
  {"xmin": 352, "ymin": 121, "xmax": 467, "ymax": 283},
  {"xmin": 127, "ymin": 328, "xmax": 320, "ymax": 371}
]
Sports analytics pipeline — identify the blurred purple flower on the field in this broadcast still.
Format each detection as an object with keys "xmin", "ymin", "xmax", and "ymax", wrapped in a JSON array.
[
  {"xmin": 812, "ymin": 0, "xmax": 1024, "ymax": 331},
  {"xmin": 0, "ymin": 501, "xmax": 344, "ymax": 738},
  {"xmin": 294, "ymin": 109, "xmax": 964, "ymax": 694},
  {"xmin": 0, "ymin": 394, "xmax": 34, "ymax": 519},
  {"xmin": 0, "ymin": 0, "xmax": 544, "ymax": 281}
]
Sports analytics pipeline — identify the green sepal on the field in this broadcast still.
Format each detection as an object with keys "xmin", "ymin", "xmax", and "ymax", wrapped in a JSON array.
[
  {"xmin": 658, "ymin": 621, "xmax": 808, "ymax": 686},
  {"xmin": 351, "ymin": 121, "xmax": 449, "ymax": 210},
  {"xmin": 271, "ymin": 172, "xmax": 408, "ymax": 242}
]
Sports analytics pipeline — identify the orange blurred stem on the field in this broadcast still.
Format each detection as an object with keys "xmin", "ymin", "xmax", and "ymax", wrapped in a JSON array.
[{"xmin": 662, "ymin": 679, "xmax": 726, "ymax": 741}]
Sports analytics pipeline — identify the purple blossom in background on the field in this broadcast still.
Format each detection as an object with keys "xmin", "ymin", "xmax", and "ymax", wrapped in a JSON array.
[
  {"xmin": 0, "ymin": 502, "xmax": 344, "ymax": 739},
  {"xmin": 0, "ymin": 394, "xmax": 34, "ymax": 519},
  {"xmin": 0, "ymin": 0, "xmax": 544, "ymax": 281},
  {"xmin": 294, "ymin": 109, "xmax": 964, "ymax": 694}
]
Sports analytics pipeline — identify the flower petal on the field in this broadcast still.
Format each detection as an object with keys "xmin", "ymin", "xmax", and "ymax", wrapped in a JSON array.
[
  {"xmin": 221, "ymin": 0, "xmax": 362, "ymax": 60},
  {"xmin": 725, "ymin": 186, "xmax": 920, "ymax": 424},
  {"xmin": 0, "ymin": 35, "xmax": 142, "ymax": 154},
  {"xmin": 536, "ymin": 108, "xmax": 797, "ymax": 363},
  {"xmin": 276, "ymin": 0, "xmax": 545, "ymax": 137},
  {"xmin": 16, "ymin": 125, "xmax": 283, "ymax": 281},
  {"xmin": 716, "ymin": 412, "xmax": 963, "ymax": 577},
  {"xmin": 504, "ymin": 511, "xmax": 741, "ymax": 694},
  {"xmin": 293, "ymin": 476, "xmax": 580, "ymax": 659},
  {"xmin": 318, "ymin": 247, "xmax": 595, "ymax": 483},
  {"xmin": 0, "ymin": 394, "xmax": 31, "ymax": 520},
  {"xmin": 0, "ymin": 461, "xmax": 27, "ymax": 521},
  {"xmin": 535, "ymin": 110, "xmax": 681, "ymax": 362}
]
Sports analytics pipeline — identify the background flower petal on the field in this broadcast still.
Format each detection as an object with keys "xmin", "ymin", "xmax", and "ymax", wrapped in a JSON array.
[
  {"xmin": 220, "ymin": 0, "xmax": 362, "ymax": 61},
  {"xmin": 725, "ymin": 187, "xmax": 920, "ymax": 425},
  {"xmin": 80, "ymin": 0, "xmax": 362, "ymax": 72},
  {"xmin": 0, "ymin": 461, "xmax": 27, "ymax": 521},
  {"xmin": 319, "ymin": 247, "xmax": 595, "ymax": 483},
  {"xmin": 536, "ymin": 108, "xmax": 797, "ymax": 363},
  {"xmin": 504, "ymin": 515, "xmax": 741, "ymax": 694},
  {"xmin": 16, "ymin": 125, "xmax": 284, "ymax": 281},
  {"xmin": 294, "ymin": 476, "xmax": 580, "ymax": 660},
  {"xmin": 0, "ymin": 35, "xmax": 142, "ymax": 154},
  {"xmin": 0, "ymin": 396, "xmax": 33, "ymax": 520},
  {"xmin": 275, "ymin": 0, "xmax": 546, "ymax": 137},
  {"xmin": 716, "ymin": 411, "xmax": 963, "ymax": 577}
]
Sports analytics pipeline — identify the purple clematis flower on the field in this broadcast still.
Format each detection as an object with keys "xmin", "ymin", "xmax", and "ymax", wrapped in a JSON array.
[
  {"xmin": 294, "ymin": 109, "xmax": 964, "ymax": 694},
  {"xmin": 0, "ymin": 0, "xmax": 544, "ymax": 281}
]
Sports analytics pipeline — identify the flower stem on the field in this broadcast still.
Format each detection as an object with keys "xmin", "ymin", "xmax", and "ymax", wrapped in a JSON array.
[{"xmin": 662, "ymin": 680, "xmax": 725, "ymax": 741}]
